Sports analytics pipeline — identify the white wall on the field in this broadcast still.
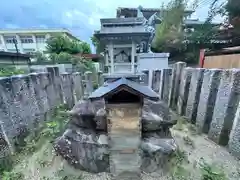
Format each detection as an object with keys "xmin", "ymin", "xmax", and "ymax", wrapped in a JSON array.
[
  {"xmin": 137, "ymin": 53, "xmax": 169, "ymax": 87},
  {"xmin": 137, "ymin": 53, "xmax": 169, "ymax": 72}
]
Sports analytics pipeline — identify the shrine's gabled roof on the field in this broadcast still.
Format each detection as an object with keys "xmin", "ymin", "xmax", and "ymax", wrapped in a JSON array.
[{"xmin": 89, "ymin": 77, "xmax": 159, "ymax": 101}]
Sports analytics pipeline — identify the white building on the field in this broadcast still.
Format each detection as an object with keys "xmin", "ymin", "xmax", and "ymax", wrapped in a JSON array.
[{"xmin": 0, "ymin": 28, "xmax": 79, "ymax": 54}]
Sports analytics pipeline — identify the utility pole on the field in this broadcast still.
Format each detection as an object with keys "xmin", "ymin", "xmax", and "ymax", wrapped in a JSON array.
[{"xmin": 13, "ymin": 37, "xmax": 19, "ymax": 65}]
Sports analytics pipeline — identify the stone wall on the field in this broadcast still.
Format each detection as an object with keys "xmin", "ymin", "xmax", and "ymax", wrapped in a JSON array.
[
  {"xmin": 0, "ymin": 67, "xmax": 99, "ymax": 157},
  {"xmin": 144, "ymin": 63, "xmax": 240, "ymax": 159}
]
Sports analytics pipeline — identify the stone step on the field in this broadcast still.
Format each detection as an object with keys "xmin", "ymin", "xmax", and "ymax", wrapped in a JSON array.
[
  {"xmin": 109, "ymin": 136, "xmax": 140, "ymax": 150},
  {"xmin": 111, "ymin": 172, "xmax": 142, "ymax": 180},
  {"xmin": 110, "ymin": 153, "xmax": 141, "ymax": 173},
  {"xmin": 109, "ymin": 129, "xmax": 141, "ymax": 136}
]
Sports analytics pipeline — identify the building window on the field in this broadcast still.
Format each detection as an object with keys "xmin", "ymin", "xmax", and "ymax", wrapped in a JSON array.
[
  {"xmin": 36, "ymin": 35, "xmax": 46, "ymax": 43},
  {"xmin": 20, "ymin": 36, "xmax": 34, "ymax": 43},
  {"xmin": 4, "ymin": 36, "xmax": 16, "ymax": 44},
  {"xmin": 23, "ymin": 48, "xmax": 36, "ymax": 54},
  {"xmin": 7, "ymin": 49, "xmax": 17, "ymax": 52}
]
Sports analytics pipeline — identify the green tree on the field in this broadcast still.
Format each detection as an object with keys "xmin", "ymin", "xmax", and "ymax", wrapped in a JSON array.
[
  {"xmin": 46, "ymin": 34, "xmax": 91, "ymax": 55},
  {"xmin": 226, "ymin": 0, "xmax": 240, "ymax": 30},
  {"xmin": 152, "ymin": 0, "xmax": 225, "ymax": 64},
  {"xmin": 91, "ymin": 35, "xmax": 101, "ymax": 54},
  {"xmin": 32, "ymin": 51, "xmax": 48, "ymax": 64},
  {"xmin": 46, "ymin": 34, "xmax": 92, "ymax": 65},
  {"xmin": 152, "ymin": 0, "xmax": 186, "ymax": 53},
  {"xmin": 46, "ymin": 34, "xmax": 72, "ymax": 54},
  {"xmin": 81, "ymin": 42, "xmax": 91, "ymax": 54}
]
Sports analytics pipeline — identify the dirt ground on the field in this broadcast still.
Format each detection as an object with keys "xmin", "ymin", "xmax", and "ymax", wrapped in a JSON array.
[{"xmin": 10, "ymin": 118, "xmax": 240, "ymax": 180}]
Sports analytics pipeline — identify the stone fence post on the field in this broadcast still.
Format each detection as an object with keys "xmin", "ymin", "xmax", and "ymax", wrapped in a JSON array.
[
  {"xmin": 61, "ymin": 72, "xmax": 75, "ymax": 109},
  {"xmin": 72, "ymin": 72, "xmax": 83, "ymax": 102},
  {"xmin": 196, "ymin": 69, "xmax": 222, "ymax": 134},
  {"xmin": 160, "ymin": 68, "xmax": 172, "ymax": 104},
  {"xmin": 185, "ymin": 68, "xmax": 205, "ymax": 123},
  {"xmin": 228, "ymin": 101, "xmax": 240, "ymax": 158},
  {"xmin": 151, "ymin": 70, "xmax": 161, "ymax": 93},
  {"xmin": 142, "ymin": 69, "xmax": 149, "ymax": 86},
  {"xmin": 168, "ymin": 62, "xmax": 186, "ymax": 108},
  {"xmin": 83, "ymin": 71, "xmax": 93, "ymax": 99},
  {"xmin": 208, "ymin": 69, "xmax": 240, "ymax": 145},
  {"xmin": 98, "ymin": 71, "xmax": 104, "ymax": 87},
  {"xmin": 177, "ymin": 67, "xmax": 193, "ymax": 116}
]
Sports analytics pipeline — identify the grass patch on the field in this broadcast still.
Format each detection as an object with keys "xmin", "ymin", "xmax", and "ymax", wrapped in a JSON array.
[
  {"xmin": 187, "ymin": 124, "xmax": 199, "ymax": 136},
  {"xmin": 199, "ymin": 158, "xmax": 227, "ymax": 180},
  {"xmin": 173, "ymin": 116, "xmax": 188, "ymax": 131},
  {"xmin": 183, "ymin": 135, "xmax": 195, "ymax": 148},
  {"xmin": 168, "ymin": 148, "xmax": 192, "ymax": 179},
  {"xmin": 0, "ymin": 104, "xmax": 70, "ymax": 179}
]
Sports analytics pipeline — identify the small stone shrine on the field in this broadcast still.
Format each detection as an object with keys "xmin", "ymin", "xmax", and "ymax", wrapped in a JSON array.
[{"xmin": 54, "ymin": 77, "xmax": 177, "ymax": 179}]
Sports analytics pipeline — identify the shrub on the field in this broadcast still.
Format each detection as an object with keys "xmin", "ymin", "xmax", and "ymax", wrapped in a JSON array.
[{"xmin": 199, "ymin": 158, "xmax": 227, "ymax": 180}]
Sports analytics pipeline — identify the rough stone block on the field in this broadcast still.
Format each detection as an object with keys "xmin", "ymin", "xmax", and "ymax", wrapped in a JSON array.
[
  {"xmin": 142, "ymin": 99, "xmax": 176, "ymax": 131},
  {"xmin": 208, "ymin": 69, "xmax": 240, "ymax": 145},
  {"xmin": 54, "ymin": 128, "xmax": 109, "ymax": 173},
  {"xmin": 177, "ymin": 67, "xmax": 193, "ymax": 115},
  {"xmin": 143, "ymin": 99, "xmax": 171, "ymax": 121},
  {"xmin": 151, "ymin": 70, "xmax": 161, "ymax": 93},
  {"xmin": 228, "ymin": 102, "xmax": 240, "ymax": 158},
  {"xmin": 140, "ymin": 131, "xmax": 177, "ymax": 173},
  {"xmin": 185, "ymin": 68, "xmax": 205, "ymax": 123},
  {"xmin": 196, "ymin": 69, "xmax": 222, "ymax": 133},
  {"xmin": 160, "ymin": 68, "xmax": 172, "ymax": 104}
]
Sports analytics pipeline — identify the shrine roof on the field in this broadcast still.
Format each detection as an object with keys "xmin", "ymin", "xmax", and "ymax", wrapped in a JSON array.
[{"xmin": 89, "ymin": 77, "xmax": 159, "ymax": 101}]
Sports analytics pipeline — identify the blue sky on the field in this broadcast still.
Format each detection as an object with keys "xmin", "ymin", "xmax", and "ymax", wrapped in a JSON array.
[{"xmin": 0, "ymin": 0, "xmax": 223, "ymax": 51}]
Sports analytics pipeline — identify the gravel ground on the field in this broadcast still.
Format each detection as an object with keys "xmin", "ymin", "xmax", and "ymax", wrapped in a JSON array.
[{"xmin": 12, "ymin": 120, "xmax": 240, "ymax": 180}]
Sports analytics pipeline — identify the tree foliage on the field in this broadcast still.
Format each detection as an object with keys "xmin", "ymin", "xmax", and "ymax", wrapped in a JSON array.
[
  {"xmin": 91, "ymin": 35, "xmax": 101, "ymax": 54},
  {"xmin": 32, "ymin": 51, "xmax": 49, "ymax": 64},
  {"xmin": 152, "ymin": 0, "xmax": 225, "ymax": 63},
  {"xmin": 45, "ymin": 34, "xmax": 93, "ymax": 68},
  {"xmin": 152, "ymin": 0, "xmax": 186, "ymax": 53},
  {"xmin": 46, "ymin": 34, "xmax": 91, "ymax": 55}
]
